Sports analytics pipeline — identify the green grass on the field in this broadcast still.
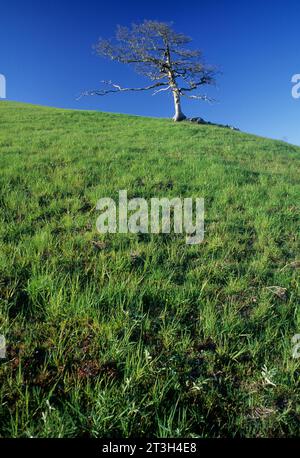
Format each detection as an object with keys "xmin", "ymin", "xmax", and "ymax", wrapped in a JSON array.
[{"xmin": 0, "ymin": 100, "xmax": 299, "ymax": 438}]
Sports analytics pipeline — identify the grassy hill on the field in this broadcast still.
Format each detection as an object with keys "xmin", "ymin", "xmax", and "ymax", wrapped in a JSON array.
[{"xmin": 0, "ymin": 100, "xmax": 299, "ymax": 437}]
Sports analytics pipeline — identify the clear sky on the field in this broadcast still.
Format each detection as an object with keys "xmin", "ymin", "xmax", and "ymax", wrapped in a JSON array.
[{"xmin": 1, "ymin": 0, "xmax": 300, "ymax": 144}]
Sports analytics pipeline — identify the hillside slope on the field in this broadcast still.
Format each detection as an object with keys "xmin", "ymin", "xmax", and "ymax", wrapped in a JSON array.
[{"xmin": 0, "ymin": 101, "xmax": 299, "ymax": 437}]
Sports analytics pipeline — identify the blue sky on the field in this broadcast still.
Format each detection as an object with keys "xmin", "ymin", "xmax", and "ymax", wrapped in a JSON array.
[{"xmin": 1, "ymin": 0, "xmax": 300, "ymax": 144}]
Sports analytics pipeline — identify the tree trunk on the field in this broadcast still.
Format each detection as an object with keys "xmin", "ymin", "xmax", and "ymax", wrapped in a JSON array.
[
  {"xmin": 172, "ymin": 90, "xmax": 186, "ymax": 122},
  {"xmin": 165, "ymin": 45, "xmax": 186, "ymax": 122}
]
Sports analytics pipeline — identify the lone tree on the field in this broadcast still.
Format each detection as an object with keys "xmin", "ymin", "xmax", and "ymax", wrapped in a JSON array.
[{"xmin": 83, "ymin": 21, "xmax": 217, "ymax": 121}]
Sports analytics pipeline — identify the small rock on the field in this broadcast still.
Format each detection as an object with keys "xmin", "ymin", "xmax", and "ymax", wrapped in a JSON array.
[
  {"xmin": 130, "ymin": 251, "xmax": 144, "ymax": 267},
  {"xmin": 91, "ymin": 240, "xmax": 107, "ymax": 251},
  {"xmin": 266, "ymin": 286, "xmax": 288, "ymax": 301},
  {"xmin": 282, "ymin": 260, "xmax": 300, "ymax": 270},
  {"xmin": 186, "ymin": 117, "xmax": 239, "ymax": 130}
]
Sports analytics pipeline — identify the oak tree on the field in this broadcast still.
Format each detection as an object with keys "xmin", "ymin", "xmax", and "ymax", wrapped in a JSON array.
[{"xmin": 84, "ymin": 21, "xmax": 217, "ymax": 121}]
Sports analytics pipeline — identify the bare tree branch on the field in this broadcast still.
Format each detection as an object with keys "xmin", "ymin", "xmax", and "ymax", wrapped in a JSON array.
[
  {"xmin": 79, "ymin": 80, "xmax": 169, "ymax": 98},
  {"xmin": 152, "ymin": 85, "xmax": 171, "ymax": 95},
  {"xmin": 181, "ymin": 92, "xmax": 215, "ymax": 103}
]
